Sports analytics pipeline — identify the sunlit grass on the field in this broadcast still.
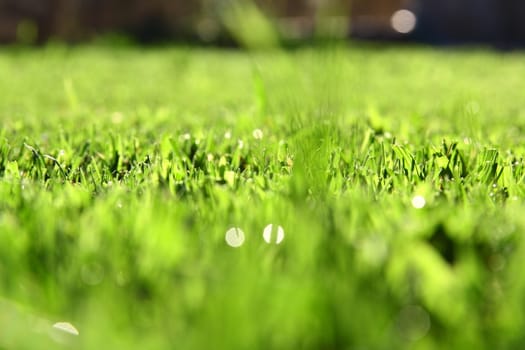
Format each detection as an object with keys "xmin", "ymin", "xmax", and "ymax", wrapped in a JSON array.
[{"xmin": 1, "ymin": 43, "xmax": 525, "ymax": 349}]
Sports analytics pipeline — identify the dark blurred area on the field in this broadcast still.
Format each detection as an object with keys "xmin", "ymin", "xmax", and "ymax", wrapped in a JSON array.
[
  {"xmin": 0, "ymin": 0, "xmax": 524, "ymax": 46},
  {"xmin": 0, "ymin": 0, "xmax": 349, "ymax": 45},
  {"xmin": 352, "ymin": 0, "xmax": 525, "ymax": 47}
]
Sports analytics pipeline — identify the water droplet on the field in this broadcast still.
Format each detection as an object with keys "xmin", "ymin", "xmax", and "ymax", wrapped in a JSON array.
[
  {"xmin": 225, "ymin": 227, "xmax": 245, "ymax": 248},
  {"xmin": 359, "ymin": 234, "xmax": 388, "ymax": 266},
  {"xmin": 263, "ymin": 224, "xmax": 285, "ymax": 244},
  {"xmin": 52, "ymin": 322, "xmax": 79, "ymax": 336},
  {"xmin": 111, "ymin": 112, "xmax": 124, "ymax": 124},
  {"xmin": 411, "ymin": 195, "xmax": 426, "ymax": 209},
  {"xmin": 252, "ymin": 128, "xmax": 263, "ymax": 140},
  {"xmin": 465, "ymin": 101, "xmax": 480, "ymax": 115},
  {"xmin": 395, "ymin": 305, "xmax": 431, "ymax": 342},
  {"xmin": 81, "ymin": 262, "xmax": 105, "ymax": 286}
]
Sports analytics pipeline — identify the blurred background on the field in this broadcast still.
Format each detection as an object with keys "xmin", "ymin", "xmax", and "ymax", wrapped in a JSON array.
[{"xmin": 0, "ymin": 0, "xmax": 524, "ymax": 46}]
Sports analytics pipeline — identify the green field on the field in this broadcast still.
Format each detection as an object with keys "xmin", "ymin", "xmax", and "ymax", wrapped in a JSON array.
[{"xmin": 2, "ymin": 43, "xmax": 525, "ymax": 349}]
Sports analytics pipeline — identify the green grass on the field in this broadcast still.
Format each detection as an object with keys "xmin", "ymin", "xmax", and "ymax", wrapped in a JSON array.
[{"xmin": 2, "ymin": 43, "xmax": 525, "ymax": 349}]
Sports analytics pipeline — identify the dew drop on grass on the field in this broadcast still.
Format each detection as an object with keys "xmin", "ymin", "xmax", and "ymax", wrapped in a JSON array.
[
  {"xmin": 465, "ymin": 100, "xmax": 480, "ymax": 115},
  {"xmin": 50, "ymin": 321, "xmax": 79, "ymax": 344},
  {"xmin": 111, "ymin": 112, "xmax": 124, "ymax": 124},
  {"xmin": 52, "ymin": 322, "xmax": 79, "ymax": 336},
  {"xmin": 225, "ymin": 227, "xmax": 245, "ymax": 248},
  {"xmin": 411, "ymin": 195, "xmax": 426, "ymax": 209},
  {"xmin": 395, "ymin": 305, "xmax": 431, "ymax": 342},
  {"xmin": 263, "ymin": 224, "xmax": 285, "ymax": 244},
  {"xmin": 81, "ymin": 262, "xmax": 105, "ymax": 286},
  {"xmin": 360, "ymin": 234, "xmax": 388, "ymax": 266},
  {"xmin": 252, "ymin": 128, "xmax": 263, "ymax": 140}
]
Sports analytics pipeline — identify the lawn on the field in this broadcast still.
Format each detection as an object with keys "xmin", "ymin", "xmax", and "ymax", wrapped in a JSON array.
[{"xmin": 1, "ymin": 43, "xmax": 525, "ymax": 349}]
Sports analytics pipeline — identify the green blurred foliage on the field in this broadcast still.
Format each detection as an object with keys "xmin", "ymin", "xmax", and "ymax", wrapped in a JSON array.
[{"xmin": 1, "ymin": 43, "xmax": 525, "ymax": 349}]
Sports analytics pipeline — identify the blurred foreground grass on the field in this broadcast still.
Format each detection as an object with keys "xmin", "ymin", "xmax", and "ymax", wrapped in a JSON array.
[{"xmin": 2, "ymin": 43, "xmax": 525, "ymax": 349}]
